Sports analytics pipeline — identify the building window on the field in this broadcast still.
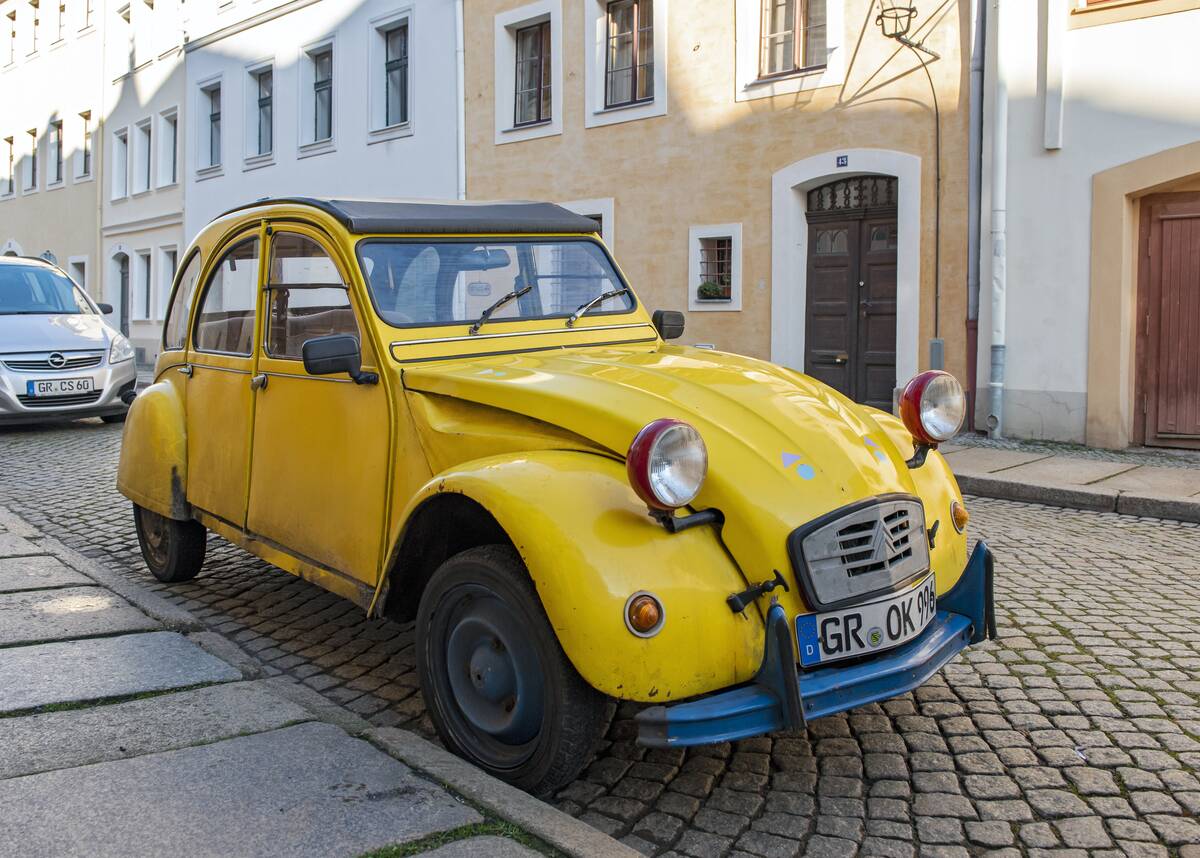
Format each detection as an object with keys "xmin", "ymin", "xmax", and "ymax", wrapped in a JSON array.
[
  {"xmin": 253, "ymin": 67, "xmax": 272, "ymax": 156},
  {"xmin": 50, "ymin": 120, "xmax": 62, "ymax": 184},
  {"xmin": 112, "ymin": 128, "xmax": 128, "ymax": 198},
  {"xmin": 158, "ymin": 109, "xmax": 177, "ymax": 185},
  {"xmin": 6, "ymin": 11, "xmax": 15, "ymax": 64},
  {"xmin": 79, "ymin": 110, "xmax": 92, "ymax": 177},
  {"xmin": 29, "ymin": 0, "xmax": 38, "ymax": 54},
  {"xmin": 514, "ymin": 21, "xmax": 551, "ymax": 126},
  {"xmin": 201, "ymin": 83, "xmax": 221, "ymax": 168},
  {"xmin": 313, "ymin": 48, "xmax": 332, "ymax": 141},
  {"xmin": 759, "ymin": 0, "xmax": 826, "ymax": 78},
  {"xmin": 69, "ymin": 258, "xmax": 87, "ymax": 291},
  {"xmin": 605, "ymin": 0, "xmax": 653, "ymax": 108},
  {"xmin": 135, "ymin": 251, "xmax": 151, "ymax": 320},
  {"xmin": 3, "ymin": 137, "xmax": 13, "ymax": 195},
  {"xmin": 158, "ymin": 247, "xmax": 177, "ymax": 320},
  {"xmin": 84, "ymin": 0, "xmax": 92, "ymax": 28},
  {"xmin": 134, "ymin": 119, "xmax": 151, "ymax": 192},
  {"xmin": 384, "ymin": 24, "xmax": 408, "ymax": 127},
  {"xmin": 55, "ymin": 2, "xmax": 64, "ymax": 41},
  {"xmin": 688, "ymin": 224, "xmax": 743, "ymax": 312},
  {"xmin": 25, "ymin": 129, "xmax": 37, "ymax": 190},
  {"xmin": 116, "ymin": 3, "xmax": 131, "ymax": 70}
]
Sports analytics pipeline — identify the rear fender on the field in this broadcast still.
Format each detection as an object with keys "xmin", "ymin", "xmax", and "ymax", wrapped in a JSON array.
[
  {"xmin": 390, "ymin": 450, "xmax": 766, "ymax": 703},
  {"xmin": 116, "ymin": 380, "xmax": 190, "ymax": 520}
]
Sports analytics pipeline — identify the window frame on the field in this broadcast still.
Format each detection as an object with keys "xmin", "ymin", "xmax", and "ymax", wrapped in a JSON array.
[
  {"xmin": 157, "ymin": 107, "xmax": 178, "ymax": 186},
  {"xmin": 383, "ymin": 23, "xmax": 408, "ymax": 128},
  {"xmin": 513, "ymin": 20, "xmax": 551, "ymax": 127},
  {"xmin": 132, "ymin": 117, "xmax": 152, "ymax": 194},
  {"xmin": 688, "ymin": 223, "xmax": 743, "ymax": 312},
  {"xmin": 262, "ymin": 228, "xmax": 360, "ymax": 363},
  {"xmin": 48, "ymin": 119, "xmax": 63, "ymax": 186},
  {"xmin": 312, "ymin": 46, "xmax": 333, "ymax": 142},
  {"xmin": 367, "ymin": 9, "xmax": 414, "ymax": 142},
  {"xmin": 111, "ymin": 126, "xmax": 129, "ymax": 199},
  {"xmin": 494, "ymin": 0, "xmax": 561, "ymax": 145},
  {"xmin": 254, "ymin": 66, "xmax": 273, "ymax": 157},
  {"xmin": 3, "ymin": 137, "xmax": 14, "ymax": 196},
  {"xmin": 757, "ymin": 0, "xmax": 826, "ymax": 81},
  {"xmin": 24, "ymin": 128, "xmax": 38, "ymax": 193},
  {"xmin": 603, "ymin": 0, "xmax": 653, "ymax": 110},
  {"xmin": 77, "ymin": 110, "xmax": 93, "ymax": 179},
  {"xmin": 134, "ymin": 249, "xmax": 152, "ymax": 320},
  {"xmin": 190, "ymin": 234, "xmax": 263, "ymax": 357}
]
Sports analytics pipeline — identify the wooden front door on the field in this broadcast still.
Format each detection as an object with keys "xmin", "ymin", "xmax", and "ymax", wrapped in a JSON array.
[
  {"xmin": 1140, "ymin": 194, "xmax": 1200, "ymax": 448},
  {"xmin": 804, "ymin": 176, "xmax": 898, "ymax": 412}
]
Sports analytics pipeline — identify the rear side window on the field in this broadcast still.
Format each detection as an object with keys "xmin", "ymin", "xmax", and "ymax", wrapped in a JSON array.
[
  {"xmin": 192, "ymin": 238, "xmax": 261, "ymax": 355},
  {"xmin": 265, "ymin": 233, "xmax": 360, "ymax": 360},
  {"xmin": 162, "ymin": 251, "xmax": 203, "ymax": 351}
]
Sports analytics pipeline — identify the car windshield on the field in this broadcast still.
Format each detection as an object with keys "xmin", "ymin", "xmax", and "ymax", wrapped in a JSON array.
[
  {"xmin": 0, "ymin": 264, "xmax": 93, "ymax": 315},
  {"xmin": 357, "ymin": 238, "xmax": 635, "ymax": 328}
]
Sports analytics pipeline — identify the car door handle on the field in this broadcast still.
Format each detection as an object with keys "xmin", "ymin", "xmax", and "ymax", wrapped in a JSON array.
[
  {"xmin": 250, "ymin": 374, "xmax": 268, "ymax": 391},
  {"xmin": 178, "ymin": 364, "xmax": 192, "ymax": 377}
]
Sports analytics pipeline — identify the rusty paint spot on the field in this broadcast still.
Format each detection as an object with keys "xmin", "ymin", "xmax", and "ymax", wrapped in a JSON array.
[
  {"xmin": 169, "ymin": 467, "xmax": 189, "ymax": 520},
  {"xmin": 648, "ymin": 687, "xmax": 658, "ymax": 698}
]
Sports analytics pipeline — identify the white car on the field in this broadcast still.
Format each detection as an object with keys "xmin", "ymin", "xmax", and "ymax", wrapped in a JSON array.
[{"xmin": 0, "ymin": 255, "xmax": 138, "ymax": 425}]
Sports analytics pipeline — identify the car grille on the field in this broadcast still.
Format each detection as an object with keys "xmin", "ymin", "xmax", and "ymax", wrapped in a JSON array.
[
  {"xmin": 16, "ymin": 390, "xmax": 104, "ymax": 408},
  {"xmin": 788, "ymin": 496, "xmax": 930, "ymax": 609},
  {"xmin": 4, "ymin": 353, "xmax": 104, "ymax": 371}
]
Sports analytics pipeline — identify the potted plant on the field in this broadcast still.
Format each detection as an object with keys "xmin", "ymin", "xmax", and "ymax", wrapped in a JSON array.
[{"xmin": 696, "ymin": 280, "xmax": 730, "ymax": 301}]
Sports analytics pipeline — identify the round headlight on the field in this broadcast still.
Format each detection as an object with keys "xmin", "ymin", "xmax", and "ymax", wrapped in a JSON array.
[
  {"xmin": 626, "ymin": 419, "xmax": 708, "ymax": 510},
  {"xmin": 900, "ymin": 371, "xmax": 965, "ymax": 445}
]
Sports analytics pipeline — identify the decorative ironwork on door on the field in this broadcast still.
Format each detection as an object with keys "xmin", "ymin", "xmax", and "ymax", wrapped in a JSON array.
[{"xmin": 807, "ymin": 176, "xmax": 898, "ymax": 215}]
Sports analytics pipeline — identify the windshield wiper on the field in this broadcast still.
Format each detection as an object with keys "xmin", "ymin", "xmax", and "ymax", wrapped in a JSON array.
[
  {"xmin": 469, "ymin": 284, "xmax": 532, "ymax": 335},
  {"xmin": 566, "ymin": 288, "xmax": 632, "ymax": 327}
]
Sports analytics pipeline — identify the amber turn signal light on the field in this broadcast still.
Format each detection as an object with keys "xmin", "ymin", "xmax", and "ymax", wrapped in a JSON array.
[
  {"xmin": 951, "ymin": 501, "xmax": 969, "ymax": 533},
  {"xmin": 625, "ymin": 592, "xmax": 665, "ymax": 637}
]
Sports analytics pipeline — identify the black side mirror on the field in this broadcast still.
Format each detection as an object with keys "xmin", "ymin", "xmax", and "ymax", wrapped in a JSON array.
[
  {"xmin": 97, "ymin": 302, "xmax": 114, "ymax": 314},
  {"xmin": 652, "ymin": 310, "xmax": 685, "ymax": 341},
  {"xmin": 302, "ymin": 334, "xmax": 378, "ymax": 385}
]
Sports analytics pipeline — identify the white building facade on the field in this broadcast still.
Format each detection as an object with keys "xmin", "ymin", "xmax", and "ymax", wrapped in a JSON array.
[
  {"xmin": 0, "ymin": 0, "xmax": 104, "ymax": 294},
  {"xmin": 978, "ymin": 0, "xmax": 1200, "ymax": 450},
  {"xmin": 182, "ymin": 0, "xmax": 463, "ymax": 242}
]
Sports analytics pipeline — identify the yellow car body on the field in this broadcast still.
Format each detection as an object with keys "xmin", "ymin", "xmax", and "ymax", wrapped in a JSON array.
[{"xmin": 118, "ymin": 198, "xmax": 993, "ymax": 789}]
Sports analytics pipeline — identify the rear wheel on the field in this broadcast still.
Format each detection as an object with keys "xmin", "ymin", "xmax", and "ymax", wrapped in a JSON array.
[
  {"xmin": 133, "ymin": 504, "xmax": 206, "ymax": 583},
  {"xmin": 416, "ymin": 545, "xmax": 609, "ymax": 797}
]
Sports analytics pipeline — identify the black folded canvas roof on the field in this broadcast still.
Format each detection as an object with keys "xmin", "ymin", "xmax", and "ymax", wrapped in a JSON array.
[{"xmin": 220, "ymin": 197, "xmax": 601, "ymax": 236}]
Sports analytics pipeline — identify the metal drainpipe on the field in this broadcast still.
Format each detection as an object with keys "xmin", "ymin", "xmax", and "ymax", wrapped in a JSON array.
[
  {"xmin": 966, "ymin": 0, "xmax": 985, "ymax": 431},
  {"xmin": 987, "ymin": 0, "xmax": 1008, "ymax": 439},
  {"xmin": 455, "ymin": 0, "xmax": 467, "ymax": 201}
]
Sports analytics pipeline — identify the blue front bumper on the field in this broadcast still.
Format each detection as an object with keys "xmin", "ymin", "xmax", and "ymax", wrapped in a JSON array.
[{"xmin": 637, "ymin": 541, "xmax": 996, "ymax": 748}]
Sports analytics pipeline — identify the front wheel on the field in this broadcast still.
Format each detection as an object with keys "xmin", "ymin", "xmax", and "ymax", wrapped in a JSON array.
[
  {"xmin": 133, "ymin": 504, "xmax": 207, "ymax": 583},
  {"xmin": 416, "ymin": 545, "xmax": 609, "ymax": 797}
]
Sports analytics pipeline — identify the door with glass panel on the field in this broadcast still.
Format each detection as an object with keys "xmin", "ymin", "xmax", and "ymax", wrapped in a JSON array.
[
  {"xmin": 184, "ymin": 231, "xmax": 263, "ymax": 527},
  {"xmin": 245, "ymin": 227, "xmax": 389, "ymax": 586}
]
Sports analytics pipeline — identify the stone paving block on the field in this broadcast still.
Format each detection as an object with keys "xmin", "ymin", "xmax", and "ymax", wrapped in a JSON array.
[
  {"xmin": 0, "ymin": 555, "xmax": 93, "ymax": 593},
  {"xmin": 0, "ymin": 631, "xmax": 240, "ymax": 713},
  {"xmin": 0, "ymin": 722, "xmax": 480, "ymax": 857},
  {"xmin": 1091, "ymin": 466, "xmax": 1200, "ymax": 497},
  {"xmin": 0, "ymin": 586, "xmax": 159, "ymax": 647},
  {"xmin": 421, "ymin": 836, "xmax": 543, "ymax": 857},
  {"xmin": 941, "ymin": 448, "xmax": 1052, "ymax": 475},
  {"xmin": 991, "ymin": 457, "xmax": 1138, "ymax": 487},
  {"xmin": 0, "ymin": 532, "xmax": 44, "ymax": 556},
  {"xmin": 0, "ymin": 680, "xmax": 312, "ymax": 779}
]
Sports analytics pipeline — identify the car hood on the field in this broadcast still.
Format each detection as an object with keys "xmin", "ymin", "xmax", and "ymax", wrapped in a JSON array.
[
  {"xmin": 402, "ymin": 344, "xmax": 931, "ymax": 605},
  {"xmin": 0, "ymin": 313, "xmax": 111, "ymax": 354}
]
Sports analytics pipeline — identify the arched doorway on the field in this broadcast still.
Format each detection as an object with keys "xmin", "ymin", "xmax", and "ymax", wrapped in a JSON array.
[
  {"xmin": 803, "ymin": 175, "xmax": 898, "ymax": 411},
  {"xmin": 112, "ymin": 252, "xmax": 131, "ymax": 336}
]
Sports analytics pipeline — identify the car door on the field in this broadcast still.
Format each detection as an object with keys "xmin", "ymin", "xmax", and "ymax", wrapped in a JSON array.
[
  {"xmin": 185, "ymin": 231, "xmax": 264, "ymax": 528},
  {"xmin": 245, "ymin": 226, "xmax": 390, "ymax": 587}
]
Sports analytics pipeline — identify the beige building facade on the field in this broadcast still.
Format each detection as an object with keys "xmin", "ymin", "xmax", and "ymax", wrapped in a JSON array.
[{"xmin": 464, "ymin": 0, "xmax": 971, "ymax": 410}]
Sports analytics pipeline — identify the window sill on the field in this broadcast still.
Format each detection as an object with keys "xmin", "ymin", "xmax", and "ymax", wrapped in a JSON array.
[
  {"xmin": 508, "ymin": 119, "xmax": 552, "ymax": 132},
  {"xmin": 21, "ymin": 188, "xmax": 39, "ymax": 197},
  {"xmin": 243, "ymin": 153, "xmax": 275, "ymax": 172},
  {"xmin": 155, "ymin": 180, "xmax": 179, "ymax": 191},
  {"xmin": 297, "ymin": 139, "xmax": 336, "ymax": 159},
  {"xmin": 749, "ymin": 64, "xmax": 828, "ymax": 88},
  {"xmin": 74, "ymin": 173, "xmax": 94, "ymax": 184},
  {"xmin": 598, "ymin": 97, "xmax": 655, "ymax": 114},
  {"xmin": 131, "ymin": 188, "xmax": 152, "ymax": 199},
  {"xmin": 695, "ymin": 297, "xmax": 732, "ymax": 303},
  {"xmin": 111, "ymin": 194, "xmax": 129, "ymax": 203},
  {"xmin": 78, "ymin": 25, "xmax": 96, "ymax": 36},
  {"xmin": 367, "ymin": 123, "xmax": 413, "ymax": 145},
  {"xmin": 46, "ymin": 180, "xmax": 66, "ymax": 191},
  {"xmin": 0, "ymin": 193, "xmax": 14, "ymax": 202},
  {"xmin": 196, "ymin": 165, "xmax": 224, "ymax": 181},
  {"xmin": 49, "ymin": 39, "xmax": 66, "ymax": 53}
]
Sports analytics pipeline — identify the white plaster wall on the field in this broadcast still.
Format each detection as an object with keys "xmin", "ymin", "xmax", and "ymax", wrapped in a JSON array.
[
  {"xmin": 979, "ymin": 6, "xmax": 1200, "ymax": 441},
  {"xmin": 183, "ymin": 0, "xmax": 461, "ymax": 243}
]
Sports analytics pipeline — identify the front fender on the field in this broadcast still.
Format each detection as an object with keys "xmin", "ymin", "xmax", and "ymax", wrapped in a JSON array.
[
  {"xmin": 395, "ymin": 450, "xmax": 766, "ymax": 703},
  {"xmin": 116, "ymin": 380, "xmax": 190, "ymax": 520}
]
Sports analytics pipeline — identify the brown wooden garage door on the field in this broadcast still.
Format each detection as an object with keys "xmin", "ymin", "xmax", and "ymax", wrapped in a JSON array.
[
  {"xmin": 1140, "ymin": 194, "xmax": 1200, "ymax": 448},
  {"xmin": 804, "ymin": 176, "xmax": 898, "ymax": 413}
]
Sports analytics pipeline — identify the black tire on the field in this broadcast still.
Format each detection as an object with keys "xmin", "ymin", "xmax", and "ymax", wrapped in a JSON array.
[
  {"xmin": 417, "ymin": 544, "xmax": 609, "ymax": 797},
  {"xmin": 133, "ymin": 503, "xmax": 207, "ymax": 583},
  {"xmin": 101, "ymin": 413, "xmax": 127, "ymax": 424}
]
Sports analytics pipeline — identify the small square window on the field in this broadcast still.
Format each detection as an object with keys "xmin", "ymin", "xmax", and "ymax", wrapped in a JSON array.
[{"xmin": 688, "ymin": 224, "xmax": 743, "ymax": 312}]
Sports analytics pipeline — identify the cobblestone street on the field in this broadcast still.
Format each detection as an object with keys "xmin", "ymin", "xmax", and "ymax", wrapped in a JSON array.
[{"xmin": 2, "ymin": 419, "xmax": 1199, "ymax": 858}]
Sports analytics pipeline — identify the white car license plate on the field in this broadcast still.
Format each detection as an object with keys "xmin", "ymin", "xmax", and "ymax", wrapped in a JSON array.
[
  {"xmin": 25, "ymin": 377, "xmax": 94, "ymax": 398},
  {"xmin": 796, "ymin": 573, "xmax": 937, "ymax": 667}
]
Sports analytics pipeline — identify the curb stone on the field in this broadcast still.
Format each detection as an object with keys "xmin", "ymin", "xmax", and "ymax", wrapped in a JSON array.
[
  {"xmin": 956, "ymin": 474, "xmax": 1200, "ymax": 523},
  {"xmin": 0, "ymin": 505, "xmax": 629, "ymax": 858}
]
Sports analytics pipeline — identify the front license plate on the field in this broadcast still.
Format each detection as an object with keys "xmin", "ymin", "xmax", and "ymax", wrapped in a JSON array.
[
  {"xmin": 25, "ymin": 377, "xmax": 94, "ymax": 397},
  {"xmin": 795, "ymin": 574, "xmax": 937, "ymax": 667}
]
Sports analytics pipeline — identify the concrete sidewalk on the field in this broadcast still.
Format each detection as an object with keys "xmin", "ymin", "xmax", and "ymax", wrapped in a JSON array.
[
  {"xmin": 0, "ymin": 507, "xmax": 633, "ymax": 858},
  {"xmin": 943, "ymin": 436, "xmax": 1200, "ymax": 522}
]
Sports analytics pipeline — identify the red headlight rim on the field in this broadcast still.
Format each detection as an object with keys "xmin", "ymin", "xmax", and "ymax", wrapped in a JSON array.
[
  {"xmin": 900, "ymin": 370, "xmax": 961, "ymax": 446},
  {"xmin": 626, "ymin": 418, "xmax": 693, "ymax": 510}
]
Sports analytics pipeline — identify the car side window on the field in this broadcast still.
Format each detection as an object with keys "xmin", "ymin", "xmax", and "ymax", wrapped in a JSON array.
[
  {"xmin": 163, "ymin": 251, "xmax": 203, "ymax": 351},
  {"xmin": 265, "ymin": 232, "xmax": 360, "ymax": 361},
  {"xmin": 193, "ymin": 237, "xmax": 262, "ymax": 355}
]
